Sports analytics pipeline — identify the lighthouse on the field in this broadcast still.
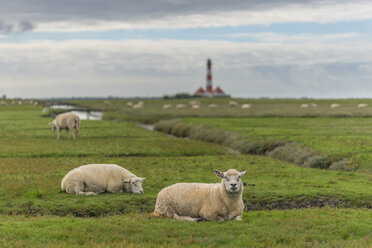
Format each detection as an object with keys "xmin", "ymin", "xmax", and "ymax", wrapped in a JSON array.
[
  {"xmin": 194, "ymin": 59, "xmax": 227, "ymax": 97},
  {"xmin": 206, "ymin": 59, "xmax": 213, "ymax": 95}
]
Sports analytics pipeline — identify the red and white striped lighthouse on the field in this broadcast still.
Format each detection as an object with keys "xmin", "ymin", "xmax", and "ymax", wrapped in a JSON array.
[{"xmin": 206, "ymin": 58, "xmax": 213, "ymax": 94}]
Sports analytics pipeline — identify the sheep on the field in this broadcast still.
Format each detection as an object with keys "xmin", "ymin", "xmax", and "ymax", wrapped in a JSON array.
[
  {"xmin": 192, "ymin": 104, "xmax": 200, "ymax": 109},
  {"xmin": 163, "ymin": 104, "xmax": 172, "ymax": 109},
  {"xmin": 18, "ymin": 101, "xmax": 22, "ymax": 105},
  {"xmin": 11, "ymin": 100, "xmax": 16, "ymax": 104},
  {"xmin": 126, "ymin": 102, "xmax": 133, "ymax": 107},
  {"xmin": 229, "ymin": 101, "xmax": 239, "ymax": 107},
  {"xmin": 300, "ymin": 104, "xmax": 309, "ymax": 108},
  {"xmin": 176, "ymin": 104, "xmax": 186, "ymax": 109},
  {"xmin": 49, "ymin": 112, "xmax": 80, "ymax": 139},
  {"xmin": 104, "ymin": 100, "xmax": 111, "ymax": 106},
  {"xmin": 330, "ymin": 103, "xmax": 340, "ymax": 109},
  {"xmin": 208, "ymin": 104, "xmax": 217, "ymax": 109},
  {"xmin": 0, "ymin": 101, "xmax": 7, "ymax": 106},
  {"xmin": 33, "ymin": 101, "xmax": 39, "ymax": 106},
  {"xmin": 189, "ymin": 100, "xmax": 200, "ymax": 106},
  {"xmin": 241, "ymin": 104, "xmax": 251, "ymax": 109},
  {"xmin": 310, "ymin": 103, "xmax": 318, "ymax": 108},
  {"xmin": 358, "ymin": 103, "xmax": 368, "ymax": 108},
  {"xmin": 61, "ymin": 164, "xmax": 145, "ymax": 196},
  {"xmin": 153, "ymin": 169, "xmax": 246, "ymax": 222},
  {"xmin": 133, "ymin": 103, "xmax": 143, "ymax": 109}
]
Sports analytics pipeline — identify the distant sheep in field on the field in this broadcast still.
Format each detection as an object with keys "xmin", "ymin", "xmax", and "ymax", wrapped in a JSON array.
[
  {"xmin": 133, "ymin": 101, "xmax": 144, "ymax": 109},
  {"xmin": 176, "ymin": 104, "xmax": 186, "ymax": 109},
  {"xmin": 189, "ymin": 100, "xmax": 200, "ymax": 106},
  {"xmin": 153, "ymin": 169, "xmax": 246, "ymax": 222},
  {"xmin": 163, "ymin": 104, "xmax": 172, "ymax": 109},
  {"xmin": 11, "ymin": 100, "xmax": 16, "ymax": 104},
  {"xmin": 192, "ymin": 104, "xmax": 200, "ymax": 109},
  {"xmin": 49, "ymin": 112, "xmax": 80, "ymax": 139},
  {"xmin": 229, "ymin": 101, "xmax": 239, "ymax": 107},
  {"xmin": 33, "ymin": 101, "xmax": 39, "ymax": 106},
  {"xmin": 208, "ymin": 104, "xmax": 217, "ymax": 109},
  {"xmin": 358, "ymin": 103, "xmax": 368, "ymax": 108},
  {"xmin": 61, "ymin": 164, "xmax": 145, "ymax": 196},
  {"xmin": 310, "ymin": 103, "xmax": 318, "ymax": 107},
  {"xmin": 126, "ymin": 102, "xmax": 133, "ymax": 107},
  {"xmin": 104, "ymin": 100, "xmax": 111, "ymax": 106},
  {"xmin": 300, "ymin": 104, "xmax": 309, "ymax": 108},
  {"xmin": 241, "ymin": 104, "xmax": 251, "ymax": 109},
  {"xmin": 18, "ymin": 101, "xmax": 22, "ymax": 105},
  {"xmin": 0, "ymin": 101, "xmax": 7, "ymax": 106},
  {"xmin": 330, "ymin": 103, "xmax": 340, "ymax": 109}
]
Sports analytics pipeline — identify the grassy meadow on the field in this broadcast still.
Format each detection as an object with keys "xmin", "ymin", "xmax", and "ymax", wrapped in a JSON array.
[{"xmin": 0, "ymin": 99, "xmax": 371, "ymax": 247}]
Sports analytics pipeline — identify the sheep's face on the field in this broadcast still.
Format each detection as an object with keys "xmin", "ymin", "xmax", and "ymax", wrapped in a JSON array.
[
  {"xmin": 123, "ymin": 177, "xmax": 145, "ymax": 193},
  {"xmin": 48, "ymin": 122, "xmax": 57, "ymax": 132},
  {"xmin": 214, "ymin": 169, "xmax": 246, "ymax": 193}
]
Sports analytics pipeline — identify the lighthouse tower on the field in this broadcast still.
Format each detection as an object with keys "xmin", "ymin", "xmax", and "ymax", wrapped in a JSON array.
[
  {"xmin": 193, "ymin": 58, "xmax": 227, "ymax": 97},
  {"xmin": 205, "ymin": 58, "xmax": 213, "ymax": 95}
]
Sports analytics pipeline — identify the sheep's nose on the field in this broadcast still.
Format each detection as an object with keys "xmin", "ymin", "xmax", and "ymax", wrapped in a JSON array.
[
  {"xmin": 231, "ymin": 183, "xmax": 237, "ymax": 188},
  {"xmin": 139, "ymin": 190, "xmax": 144, "ymax": 193}
]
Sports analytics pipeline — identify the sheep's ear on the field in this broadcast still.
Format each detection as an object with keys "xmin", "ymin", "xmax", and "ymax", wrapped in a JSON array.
[
  {"xmin": 123, "ymin": 179, "xmax": 131, "ymax": 183},
  {"xmin": 140, "ymin": 177, "xmax": 146, "ymax": 181},
  {"xmin": 214, "ymin": 169, "xmax": 224, "ymax": 179},
  {"xmin": 239, "ymin": 171, "xmax": 247, "ymax": 177}
]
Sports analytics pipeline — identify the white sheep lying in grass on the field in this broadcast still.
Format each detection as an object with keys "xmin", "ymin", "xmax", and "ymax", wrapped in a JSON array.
[
  {"xmin": 330, "ymin": 103, "xmax": 340, "ymax": 109},
  {"xmin": 153, "ymin": 169, "xmax": 246, "ymax": 222},
  {"xmin": 49, "ymin": 112, "xmax": 80, "ymax": 139},
  {"xmin": 61, "ymin": 164, "xmax": 145, "ymax": 196}
]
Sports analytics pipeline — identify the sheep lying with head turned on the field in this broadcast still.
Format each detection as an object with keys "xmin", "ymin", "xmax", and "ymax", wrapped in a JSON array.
[
  {"xmin": 61, "ymin": 164, "xmax": 145, "ymax": 196},
  {"xmin": 153, "ymin": 169, "xmax": 246, "ymax": 222},
  {"xmin": 49, "ymin": 112, "xmax": 80, "ymax": 139}
]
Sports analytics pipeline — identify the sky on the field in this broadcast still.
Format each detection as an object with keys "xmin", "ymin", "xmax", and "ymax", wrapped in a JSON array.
[{"xmin": 1, "ymin": 0, "xmax": 372, "ymax": 98}]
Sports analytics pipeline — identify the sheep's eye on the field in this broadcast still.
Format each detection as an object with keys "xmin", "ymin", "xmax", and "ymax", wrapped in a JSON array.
[{"xmin": 225, "ymin": 177, "xmax": 229, "ymax": 181}]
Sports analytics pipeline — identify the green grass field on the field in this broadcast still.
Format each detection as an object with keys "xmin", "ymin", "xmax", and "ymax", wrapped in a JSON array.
[{"xmin": 0, "ymin": 100, "xmax": 371, "ymax": 247}]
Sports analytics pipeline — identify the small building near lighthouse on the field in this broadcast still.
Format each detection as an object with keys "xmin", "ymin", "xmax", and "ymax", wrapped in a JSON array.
[{"xmin": 194, "ymin": 59, "xmax": 227, "ymax": 97}]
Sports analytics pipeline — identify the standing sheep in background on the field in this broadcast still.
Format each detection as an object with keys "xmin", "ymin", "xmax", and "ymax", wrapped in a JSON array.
[
  {"xmin": 153, "ymin": 169, "xmax": 246, "ymax": 222},
  {"xmin": 229, "ymin": 101, "xmax": 239, "ymax": 107},
  {"xmin": 330, "ymin": 103, "xmax": 341, "ymax": 109},
  {"xmin": 358, "ymin": 103, "xmax": 368, "ymax": 108},
  {"xmin": 61, "ymin": 164, "xmax": 145, "ymax": 195},
  {"xmin": 176, "ymin": 104, "xmax": 186, "ymax": 109},
  {"xmin": 104, "ymin": 100, "xmax": 111, "ymax": 106},
  {"xmin": 300, "ymin": 104, "xmax": 309, "ymax": 108},
  {"xmin": 0, "ymin": 101, "xmax": 7, "ymax": 106},
  {"xmin": 127, "ymin": 102, "xmax": 133, "ymax": 107},
  {"xmin": 192, "ymin": 104, "xmax": 200, "ymax": 109},
  {"xmin": 310, "ymin": 103, "xmax": 318, "ymax": 107},
  {"xmin": 208, "ymin": 104, "xmax": 217, "ymax": 109},
  {"xmin": 163, "ymin": 104, "xmax": 172, "ymax": 109},
  {"xmin": 49, "ymin": 112, "xmax": 80, "ymax": 139}
]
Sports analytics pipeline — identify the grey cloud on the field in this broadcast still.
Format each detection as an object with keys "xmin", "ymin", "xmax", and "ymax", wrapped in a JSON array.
[
  {"xmin": 0, "ymin": 20, "xmax": 35, "ymax": 33},
  {"xmin": 0, "ymin": 0, "xmax": 355, "ymax": 23}
]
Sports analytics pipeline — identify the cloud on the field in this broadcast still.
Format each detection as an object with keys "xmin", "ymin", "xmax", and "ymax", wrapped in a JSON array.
[
  {"xmin": 1, "ymin": 1, "xmax": 372, "ymax": 31},
  {"xmin": 1, "ymin": 39, "xmax": 372, "ymax": 98},
  {"xmin": 0, "ymin": 20, "xmax": 35, "ymax": 33}
]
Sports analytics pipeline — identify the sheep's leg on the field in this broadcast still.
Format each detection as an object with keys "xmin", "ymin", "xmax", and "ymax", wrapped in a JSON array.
[
  {"xmin": 70, "ymin": 181, "xmax": 98, "ymax": 196},
  {"xmin": 78, "ymin": 191, "xmax": 98, "ymax": 196},
  {"xmin": 67, "ymin": 129, "xmax": 70, "ymax": 139},
  {"xmin": 173, "ymin": 214, "xmax": 203, "ymax": 222},
  {"xmin": 57, "ymin": 129, "xmax": 60, "ymax": 139},
  {"xmin": 234, "ymin": 215, "xmax": 243, "ymax": 221},
  {"xmin": 71, "ymin": 128, "xmax": 76, "ymax": 139}
]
